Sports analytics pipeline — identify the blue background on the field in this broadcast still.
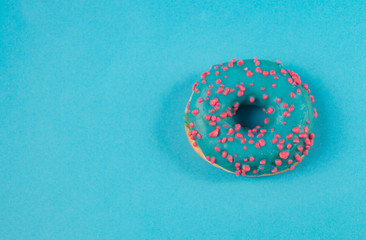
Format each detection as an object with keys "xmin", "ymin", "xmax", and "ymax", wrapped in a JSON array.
[{"xmin": 1, "ymin": 0, "xmax": 366, "ymax": 239}]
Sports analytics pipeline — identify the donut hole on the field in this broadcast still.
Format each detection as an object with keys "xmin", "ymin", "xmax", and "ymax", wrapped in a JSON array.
[{"xmin": 234, "ymin": 104, "xmax": 267, "ymax": 129}]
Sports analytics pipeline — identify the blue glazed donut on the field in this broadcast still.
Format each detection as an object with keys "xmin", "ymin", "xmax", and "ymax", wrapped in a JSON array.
[{"xmin": 184, "ymin": 58, "xmax": 317, "ymax": 176}]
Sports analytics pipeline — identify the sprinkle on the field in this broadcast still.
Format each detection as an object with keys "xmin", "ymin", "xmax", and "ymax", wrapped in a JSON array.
[
  {"xmin": 279, "ymin": 152, "xmax": 289, "ymax": 159},
  {"xmin": 263, "ymin": 94, "xmax": 268, "ymax": 100},
  {"xmin": 292, "ymin": 127, "xmax": 300, "ymax": 134},
  {"xmin": 237, "ymin": 60, "xmax": 244, "ymax": 65},
  {"xmin": 275, "ymin": 160, "xmax": 282, "ymax": 166},
  {"xmin": 290, "ymin": 92, "xmax": 295, "ymax": 98},
  {"xmin": 267, "ymin": 107, "xmax": 274, "ymax": 114},
  {"xmin": 192, "ymin": 109, "xmax": 199, "ymax": 115},
  {"xmin": 246, "ymin": 71, "xmax": 253, "ymax": 77}
]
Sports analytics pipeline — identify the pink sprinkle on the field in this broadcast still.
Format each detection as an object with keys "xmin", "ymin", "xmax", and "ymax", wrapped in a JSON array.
[
  {"xmin": 261, "ymin": 87, "xmax": 265, "ymax": 91},
  {"xmin": 209, "ymin": 121, "xmax": 216, "ymax": 126},
  {"xmin": 292, "ymin": 127, "xmax": 300, "ymax": 134},
  {"xmin": 210, "ymin": 98, "xmax": 218, "ymax": 106},
  {"xmin": 197, "ymin": 134, "xmax": 201, "ymax": 139},
  {"xmin": 279, "ymin": 152, "xmax": 289, "ymax": 159},
  {"xmin": 222, "ymin": 66, "xmax": 228, "ymax": 71},
  {"xmin": 260, "ymin": 160, "xmax": 266, "ymax": 165},
  {"xmin": 237, "ymin": 60, "xmax": 244, "ymax": 65},
  {"xmin": 275, "ymin": 134, "xmax": 281, "ymax": 138},
  {"xmin": 214, "ymin": 146, "xmax": 220, "ymax": 152},
  {"xmin": 253, "ymin": 169, "xmax": 258, "ymax": 174},
  {"xmin": 237, "ymin": 91, "xmax": 244, "ymax": 97},
  {"xmin": 299, "ymin": 133, "xmax": 307, "ymax": 138},
  {"xmin": 263, "ymin": 94, "xmax": 268, "ymax": 100},
  {"xmin": 276, "ymin": 98, "xmax": 281, "ymax": 103},
  {"xmin": 206, "ymin": 90, "xmax": 211, "ymax": 95},
  {"xmin": 192, "ymin": 109, "xmax": 199, "ymax": 116},
  {"xmin": 270, "ymin": 70, "xmax": 276, "ymax": 75},
  {"xmin": 272, "ymin": 84, "xmax": 276, "ymax": 88},
  {"xmin": 296, "ymin": 88, "xmax": 301, "ymax": 94},
  {"xmin": 242, "ymin": 165, "xmax": 251, "ymax": 171},
  {"xmin": 283, "ymin": 103, "xmax": 288, "ymax": 108},
  {"xmin": 220, "ymin": 112, "xmax": 227, "ymax": 118},
  {"xmin": 249, "ymin": 157, "xmax": 255, "ymax": 161},
  {"xmin": 297, "ymin": 146, "xmax": 303, "ymax": 151},
  {"xmin": 250, "ymin": 97, "xmax": 255, "ymax": 103},
  {"xmin": 236, "ymin": 133, "xmax": 243, "ymax": 138},
  {"xmin": 290, "ymin": 92, "xmax": 295, "ymax": 98},
  {"xmin": 228, "ymin": 62, "xmax": 233, "ymax": 67},
  {"xmin": 243, "ymin": 146, "xmax": 247, "ymax": 150},
  {"xmin": 256, "ymin": 67, "xmax": 262, "ymax": 73},
  {"xmin": 241, "ymin": 138, "xmax": 247, "ymax": 143},
  {"xmin": 215, "ymin": 71, "xmax": 220, "ymax": 75},
  {"xmin": 287, "ymin": 143, "xmax": 292, "ymax": 149},
  {"xmin": 227, "ymin": 155, "xmax": 233, "ymax": 162},
  {"xmin": 274, "ymin": 76, "xmax": 279, "ymax": 79},
  {"xmin": 250, "ymin": 83, "xmax": 254, "ymax": 87},
  {"xmin": 267, "ymin": 107, "xmax": 274, "ymax": 114},
  {"xmin": 217, "ymin": 87, "xmax": 224, "ymax": 94},
  {"xmin": 228, "ymin": 128, "xmax": 234, "ymax": 135},
  {"xmin": 255, "ymin": 142, "xmax": 260, "ymax": 149},
  {"xmin": 246, "ymin": 71, "xmax": 253, "ymax": 77},
  {"xmin": 235, "ymin": 162, "xmax": 241, "ymax": 168},
  {"xmin": 272, "ymin": 168, "xmax": 278, "ymax": 173},
  {"xmin": 221, "ymin": 137, "xmax": 227, "ymax": 143},
  {"xmin": 228, "ymin": 137, "xmax": 234, "ymax": 142},
  {"xmin": 189, "ymin": 122, "xmax": 194, "ymax": 128},
  {"xmin": 264, "ymin": 118, "xmax": 269, "ymax": 124},
  {"xmin": 309, "ymin": 133, "xmax": 315, "ymax": 139},
  {"xmin": 277, "ymin": 144, "xmax": 283, "ymax": 150},
  {"xmin": 249, "ymin": 139, "xmax": 254, "ymax": 144},
  {"xmin": 201, "ymin": 72, "xmax": 207, "ymax": 79},
  {"xmin": 281, "ymin": 69, "xmax": 287, "ymax": 75},
  {"xmin": 222, "ymin": 151, "xmax": 228, "ymax": 158},
  {"xmin": 275, "ymin": 160, "xmax": 282, "ymax": 166},
  {"xmin": 223, "ymin": 87, "xmax": 230, "ymax": 95},
  {"xmin": 272, "ymin": 138, "xmax": 278, "ymax": 144},
  {"xmin": 197, "ymin": 98, "xmax": 203, "ymax": 103},
  {"xmin": 216, "ymin": 79, "xmax": 222, "ymax": 84},
  {"xmin": 293, "ymin": 138, "xmax": 299, "ymax": 143},
  {"xmin": 259, "ymin": 139, "xmax": 265, "ymax": 146},
  {"xmin": 288, "ymin": 159, "xmax": 293, "ymax": 164},
  {"xmin": 263, "ymin": 71, "xmax": 269, "ymax": 77}
]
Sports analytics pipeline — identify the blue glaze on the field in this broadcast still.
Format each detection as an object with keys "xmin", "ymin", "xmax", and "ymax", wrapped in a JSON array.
[{"xmin": 185, "ymin": 59, "xmax": 316, "ymax": 176}]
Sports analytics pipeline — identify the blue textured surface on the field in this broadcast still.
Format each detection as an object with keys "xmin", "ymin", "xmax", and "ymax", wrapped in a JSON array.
[{"xmin": 1, "ymin": 1, "xmax": 365, "ymax": 239}]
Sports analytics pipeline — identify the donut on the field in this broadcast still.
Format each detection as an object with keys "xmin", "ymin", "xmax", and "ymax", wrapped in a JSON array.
[{"xmin": 184, "ymin": 58, "xmax": 317, "ymax": 177}]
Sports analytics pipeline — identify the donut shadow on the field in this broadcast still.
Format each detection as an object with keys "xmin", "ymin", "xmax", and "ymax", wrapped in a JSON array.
[{"xmin": 153, "ymin": 75, "xmax": 312, "ymax": 183}]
